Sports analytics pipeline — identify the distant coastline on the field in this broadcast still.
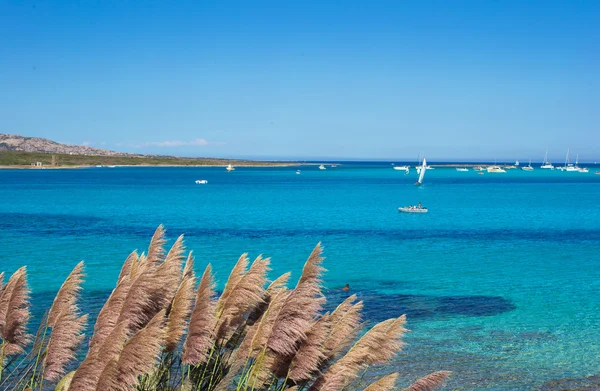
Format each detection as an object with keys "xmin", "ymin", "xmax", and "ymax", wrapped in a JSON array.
[{"xmin": 0, "ymin": 150, "xmax": 302, "ymax": 169}]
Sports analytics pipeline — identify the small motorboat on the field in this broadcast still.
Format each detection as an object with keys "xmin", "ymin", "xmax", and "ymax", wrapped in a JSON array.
[
  {"xmin": 226, "ymin": 164, "xmax": 235, "ymax": 172},
  {"xmin": 487, "ymin": 165, "xmax": 506, "ymax": 173},
  {"xmin": 319, "ymin": 165, "xmax": 326, "ymax": 170},
  {"xmin": 393, "ymin": 165, "xmax": 409, "ymax": 171},
  {"xmin": 296, "ymin": 170, "xmax": 301, "ymax": 175},
  {"xmin": 595, "ymin": 171, "xmax": 600, "ymax": 175},
  {"xmin": 195, "ymin": 180, "xmax": 208, "ymax": 184},
  {"xmin": 398, "ymin": 206, "xmax": 428, "ymax": 213},
  {"xmin": 456, "ymin": 167, "xmax": 469, "ymax": 172}
]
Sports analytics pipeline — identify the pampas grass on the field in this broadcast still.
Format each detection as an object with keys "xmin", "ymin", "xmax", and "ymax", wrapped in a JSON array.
[
  {"xmin": 406, "ymin": 371, "xmax": 452, "ymax": 391},
  {"xmin": 0, "ymin": 227, "xmax": 450, "ymax": 391}
]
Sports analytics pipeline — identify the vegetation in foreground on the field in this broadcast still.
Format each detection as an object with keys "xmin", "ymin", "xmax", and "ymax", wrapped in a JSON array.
[
  {"xmin": 0, "ymin": 226, "xmax": 450, "ymax": 391},
  {"xmin": 0, "ymin": 151, "xmax": 294, "ymax": 167}
]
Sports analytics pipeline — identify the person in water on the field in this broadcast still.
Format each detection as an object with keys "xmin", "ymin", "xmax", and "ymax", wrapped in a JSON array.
[
  {"xmin": 417, "ymin": 202, "xmax": 422, "ymax": 209},
  {"xmin": 341, "ymin": 284, "xmax": 350, "ymax": 292}
]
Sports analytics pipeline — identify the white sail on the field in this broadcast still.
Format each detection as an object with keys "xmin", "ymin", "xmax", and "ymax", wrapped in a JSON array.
[{"xmin": 417, "ymin": 158, "xmax": 426, "ymax": 184}]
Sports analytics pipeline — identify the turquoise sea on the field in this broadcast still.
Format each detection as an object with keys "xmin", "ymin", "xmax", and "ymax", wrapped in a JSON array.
[{"xmin": 1, "ymin": 164, "xmax": 599, "ymax": 390}]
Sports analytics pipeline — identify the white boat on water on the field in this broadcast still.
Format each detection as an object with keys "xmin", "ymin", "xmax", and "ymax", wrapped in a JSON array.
[
  {"xmin": 487, "ymin": 165, "xmax": 506, "ymax": 173},
  {"xmin": 558, "ymin": 149, "xmax": 578, "ymax": 171},
  {"xmin": 473, "ymin": 166, "xmax": 485, "ymax": 171},
  {"xmin": 393, "ymin": 165, "xmax": 409, "ymax": 171},
  {"xmin": 515, "ymin": 160, "xmax": 520, "ymax": 166},
  {"xmin": 579, "ymin": 167, "xmax": 589, "ymax": 173},
  {"xmin": 319, "ymin": 164, "xmax": 326, "ymax": 170},
  {"xmin": 541, "ymin": 150, "xmax": 554, "ymax": 169},
  {"xmin": 226, "ymin": 164, "xmax": 235, "ymax": 172},
  {"xmin": 195, "ymin": 180, "xmax": 208, "ymax": 184},
  {"xmin": 456, "ymin": 167, "xmax": 469, "ymax": 172},
  {"xmin": 521, "ymin": 159, "xmax": 534, "ymax": 171},
  {"xmin": 296, "ymin": 170, "xmax": 301, "ymax": 174},
  {"xmin": 415, "ymin": 158, "xmax": 427, "ymax": 186},
  {"xmin": 398, "ymin": 206, "xmax": 428, "ymax": 213}
]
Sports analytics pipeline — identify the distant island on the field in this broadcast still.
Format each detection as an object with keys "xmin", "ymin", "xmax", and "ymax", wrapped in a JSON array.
[{"xmin": 0, "ymin": 134, "xmax": 298, "ymax": 168}]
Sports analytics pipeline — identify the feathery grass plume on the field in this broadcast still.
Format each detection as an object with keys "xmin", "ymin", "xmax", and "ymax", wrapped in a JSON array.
[
  {"xmin": 95, "ymin": 359, "xmax": 119, "ymax": 391},
  {"xmin": 405, "ymin": 371, "xmax": 452, "ymax": 391},
  {"xmin": 310, "ymin": 316, "xmax": 407, "ymax": 391},
  {"xmin": 165, "ymin": 274, "xmax": 196, "ymax": 352},
  {"xmin": 267, "ymin": 243, "xmax": 325, "ymax": 357},
  {"xmin": 42, "ymin": 311, "xmax": 88, "ymax": 381},
  {"xmin": 182, "ymin": 252, "xmax": 195, "ymax": 279},
  {"xmin": 0, "ymin": 267, "xmax": 26, "ymax": 333},
  {"xmin": 0, "ymin": 267, "xmax": 31, "ymax": 356},
  {"xmin": 247, "ymin": 272, "xmax": 291, "ymax": 326},
  {"xmin": 183, "ymin": 265, "xmax": 216, "ymax": 365},
  {"xmin": 287, "ymin": 313, "xmax": 330, "ymax": 382},
  {"xmin": 129, "ymin": 253, "xmax": 147, "ymax": 279},
  {"xmin": 215, "ymin": 253, "xmax": 249, "ymax": 313},
  {"xmin": 116, "ymin": 234, "xmax": 185, "ymax": 335},
  {"xmin": 118, "ymin": 251, "xmax": 139, "ymax": 283},
  {"xmin": 362, "ymin": 373, "xmax": 398, "ymax": 391},
  {"xmin": 324, "ymin": 295, "xmax": 364, "ymax": 360},
  {"xmin": 0, "ymin": 271, "xmax": 4, "ymax": 291},
  {"xmin": 88, "ymin": 274, "xmax": 132, "ymax": 356},
  {"xmin": 146, "ymin": 225, "xmax": 167, "ymax": 266},
  {"xmin": 150, "ymin": 234, "xmax": 187, "ymax": 310},
  {"xmin": 68, "ymin": 321, "xmax": 129, "ymax": 391},
  {"xmin": 113, "ymin": 310, "xmax": 166, "ymax": 390},
  {"xmin": 216, "ymin": 255, "xmax": 270, "ymax": 340},
  {"xmin": 249, "ymin": 288, "xmax": 289, "ymax": 356},
  {"xmin": 266, "ymin": 272, "xmax": 291, "ymax": 298},
  {"xmin": 47, "ymin": 261, "xmax": 85, "ymax": 327}
]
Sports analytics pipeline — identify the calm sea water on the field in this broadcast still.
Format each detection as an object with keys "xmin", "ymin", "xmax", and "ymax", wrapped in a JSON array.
[{"xmin": 1, "ymin": 164, "xmax": 599, "ymax": 390}]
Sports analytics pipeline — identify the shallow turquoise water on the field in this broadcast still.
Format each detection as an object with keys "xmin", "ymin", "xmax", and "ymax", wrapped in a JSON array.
[{"xmin": 1, "ymin": 164, "xmax": 599, "ymax": 390}]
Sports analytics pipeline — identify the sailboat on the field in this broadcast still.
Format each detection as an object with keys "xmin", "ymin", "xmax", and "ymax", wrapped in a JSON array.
[
  {"xmin": 521, "ymin": 159, "xmax": 534, "ymax": 171},
  {"xmin": 540, "ymin": 150, "xmax": 554, "ymax": 169},
  {"xmin": 415, "ymin": 157, "xmax": 426, "ymax": 186},
  {"xmin": 558, "ymin": 149, "xmax": 578, "ymax": 171}
]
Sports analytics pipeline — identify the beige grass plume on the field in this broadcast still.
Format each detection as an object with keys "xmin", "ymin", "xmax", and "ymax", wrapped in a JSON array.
[
  {"xmin": 47, "ymin": 261, "xmax": 85, "ymax": 327},
  {"xmin": 0, "ymin": 271, "xmax": 4, "ymax": 290},
  {"xmin": 165, "ymin": 274, "xmax": 196, "ymax": 351},
  {"xmin": 323, "ymin": 294, "xmax": 364, "ymax": 360},
  {"xmin": 405, "ymin": 371, "xmax": 452, "ymax": 391},
  {"xmin": 287, "ymin": 313, "xmax": 330, "ymax": 382},
  {"xmin": 68, "ymin": 321, "xmax": 129, "ymax": 391},
  {"xmin": 267, "ymin": 244, "xmax": 325, "ymax": 357},
  {"xmin": 0, "ymin": 267, "xmax": 31, "ymax": 356},
  {"xmin": 247, "ymin": 272, "xmax": 291, "ymax": 326},
  {"xmin": 115, "ymin": 233, "xmax": 185, "ymax": 334},
  {"xmin": 182, "ymin": 252, "xmax": 195, "ymax": 279},
  {"xmin": 310, "ymin": 315, "xmax": 407, "ymax": 391},
  {"xmin": 146, "ymin": 225, "xmax": 167, "ymax": 266},
  {"xmin": 118, "ymin": 251, "xmax": 139, "ymax": 283},
  {"xmin": 249, "ymin": 288, "xmax": 289, "ymax": 356},
  {"xmin": 110, "ymin": 310, "xmax": 166, "ymax": 390},
  {"xmin": 42, "ymin": 311, "xmax": 88, "ymax": 381},
  {"xmin": 183, "ymin": 264, "xmax": 216, "ymax": 365},
  {"xmin": 215, "ymin": 254, "xmax": 249, "ymax": 316},
  {"xmin": 362, "ymin": 373, "xmax": 398, "ymax": 391},
  {"xmin": 0, "ymin": 267, "xmax": 25, "ymax": 332},
  {"xmin": 88, "ymin": 274, "xmax": 132, "ymax": 356},
  {"xmin": 216, "ymin": 255, "xmax": 270, "ymax": 340}
]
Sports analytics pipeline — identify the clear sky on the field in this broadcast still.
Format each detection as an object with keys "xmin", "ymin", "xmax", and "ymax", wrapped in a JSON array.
[{"xmin": 1, "ymin": 1, "xmax": 598, "ymax": 161}]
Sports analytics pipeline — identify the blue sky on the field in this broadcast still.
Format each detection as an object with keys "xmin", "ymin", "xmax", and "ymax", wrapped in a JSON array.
[{"xmin": 1, "ymin": 1, "xmax": 598, "ymax": 161}]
